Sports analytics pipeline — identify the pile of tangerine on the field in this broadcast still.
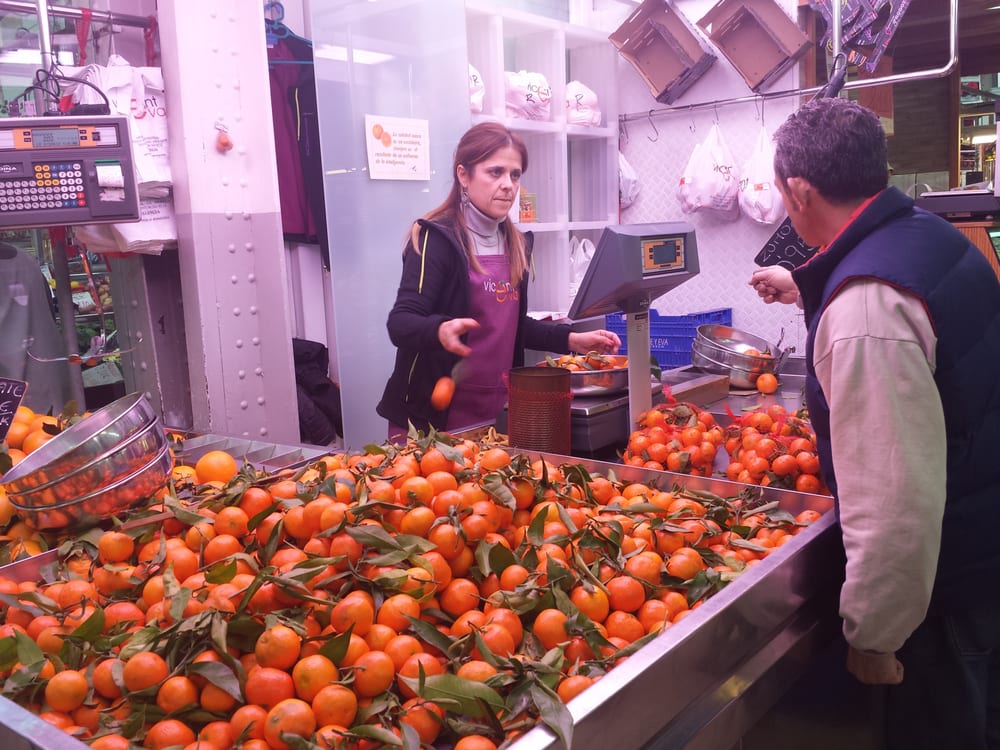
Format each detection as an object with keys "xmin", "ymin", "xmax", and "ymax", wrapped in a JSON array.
[{"xmin": 0, "ymin": 438, "xmax": 819, "ymax": 750}]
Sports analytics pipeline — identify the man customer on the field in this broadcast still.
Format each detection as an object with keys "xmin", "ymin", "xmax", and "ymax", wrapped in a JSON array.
[{"xmin": 749, "ymin": 97, "xmax": 1000, "ymax": 748}]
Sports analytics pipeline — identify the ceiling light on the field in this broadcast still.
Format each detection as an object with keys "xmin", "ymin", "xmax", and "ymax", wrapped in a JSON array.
[{"xmin": 971, "ymin": 134, "xmax": 997, "ymax": 145}]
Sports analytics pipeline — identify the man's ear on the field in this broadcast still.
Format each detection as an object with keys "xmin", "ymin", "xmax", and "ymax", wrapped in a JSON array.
[{"xmin": 783, "ymin": 176, "xmax": 813, "ymax": 212}]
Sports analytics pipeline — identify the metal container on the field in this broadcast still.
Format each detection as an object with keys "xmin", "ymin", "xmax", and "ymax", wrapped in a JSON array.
[
  {"xmin": 691, "ymin": 324, "xmax": 782, "ymax": 389},
  {"xmin": 536, "ymin": 355, "xmax": 630, "ymax": 396},
  {"xmin": 1, "ymin": 392, "xmax": 158, "ymax": 495},
  {"xmin": 8, "ymin": 441, "xmax": 174, "ymax": 532},
  {"xmin": 6, "ymin": 418, "xmax": 168, "ymax": 509},
  {"xmin": 508, "ymin": 367, "xmax": 572, "ymax": 455}
]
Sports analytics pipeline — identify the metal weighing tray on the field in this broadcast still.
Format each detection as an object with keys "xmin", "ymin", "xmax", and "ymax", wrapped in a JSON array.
[{"xmin": 171, "ymin": 433, "xmax": 330, "ymax": 474}]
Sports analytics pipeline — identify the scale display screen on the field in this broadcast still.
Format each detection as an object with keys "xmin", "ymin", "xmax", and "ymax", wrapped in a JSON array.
[
  {"xmin": 31, "ymin": 127, "xmax": 81, "ymax": 148},
  {"xmin": 641, "ymin": 236, "xmax": 685, "ymax": 274}
]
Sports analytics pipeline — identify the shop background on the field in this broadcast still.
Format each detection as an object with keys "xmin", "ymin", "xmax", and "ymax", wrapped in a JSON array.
[{"xmin": 615, "ymin": 0, "xmax": 807, "ymax": 358}]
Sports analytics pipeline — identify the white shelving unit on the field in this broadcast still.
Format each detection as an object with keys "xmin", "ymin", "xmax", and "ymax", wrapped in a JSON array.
[{"xmin": 465, "ymin": 2, "xmax": 619, "ymax": 317}]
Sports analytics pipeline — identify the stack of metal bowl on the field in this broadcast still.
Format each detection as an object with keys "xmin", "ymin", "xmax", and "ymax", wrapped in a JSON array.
[
  {"xmin": 691, "ymin": 324, "xmax": 782, "ymax": 389},
  {"xmin": 2, "ymin": 392, "xmax": 173, "ymax": 532}
]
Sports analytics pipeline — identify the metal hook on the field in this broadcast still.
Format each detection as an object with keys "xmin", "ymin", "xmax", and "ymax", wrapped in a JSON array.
[
  {"xmin": 619, "ymin": 118, "xmax": 629, "ymax": 145},
  {"xmin": 713, "ymin": 101, "xmax": 720, "ymax": 125},
  {"xmin": 646, "ymin": 110, "xmax": 659, "ymax": 142},
  {"xmin": 754, "ymin": 95, "xmax": 762, "ymax": 122},
  {"xmin": 688, "ymin": 105, "xmax": 696, "ymax": 133}
]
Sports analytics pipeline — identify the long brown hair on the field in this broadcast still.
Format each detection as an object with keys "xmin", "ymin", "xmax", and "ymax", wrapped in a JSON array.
[{"xmin": 408, "ymin": 122, "xmax": 530, "ymax": 282}]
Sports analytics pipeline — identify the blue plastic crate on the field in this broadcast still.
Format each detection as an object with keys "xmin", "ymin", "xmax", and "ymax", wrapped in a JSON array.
[{"xmin": 605, "ymin": 308, "xmax": 732, "ymax": 368}]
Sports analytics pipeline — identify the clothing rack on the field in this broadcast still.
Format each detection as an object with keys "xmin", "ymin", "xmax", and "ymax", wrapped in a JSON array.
[{"xmin": 619, "ymin": 0, "xmax": 958, "ymax": 126}]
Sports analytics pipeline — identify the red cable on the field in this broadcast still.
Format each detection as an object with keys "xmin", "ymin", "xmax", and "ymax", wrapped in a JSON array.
[
  {"xmin": 75, "ymin": 8, "xmax": 92, "ymax": 65},
  {"xmin": 144, "ymin": 16, "xmax": 158, "ymax": 66}
]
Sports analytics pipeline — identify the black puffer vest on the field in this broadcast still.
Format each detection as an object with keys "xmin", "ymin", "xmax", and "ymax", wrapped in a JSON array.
[{"xmin": 793, "ymin": 187, "xmax": 1000, "ymax": 610}]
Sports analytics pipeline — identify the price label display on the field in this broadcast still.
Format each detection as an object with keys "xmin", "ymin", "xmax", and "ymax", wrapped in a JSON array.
[
  {"xmin": 755, "ymin": 216, "xmax": 818, "ymax": 270},
  {"xmin": 0, "ymin": 377, "xmax": 28, "ymax": 443}
]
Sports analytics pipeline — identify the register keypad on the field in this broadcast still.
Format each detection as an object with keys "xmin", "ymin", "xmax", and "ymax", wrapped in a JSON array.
[{"xmin": 0, "ymin": 162, "xmax": 85, "ymax": 212}]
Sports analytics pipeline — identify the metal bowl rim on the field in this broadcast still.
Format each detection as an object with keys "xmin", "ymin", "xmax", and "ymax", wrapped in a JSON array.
[
  {"xmin": 8, "ymin": 441, "xmax": 173, "ymax": 513},
  {"xmin": 1, "ymin": 392, "xmax": 155, "ymax": 488},
  {"xmin": 5, "ymin": 417, "xmax": 166, "ymax": 500}
]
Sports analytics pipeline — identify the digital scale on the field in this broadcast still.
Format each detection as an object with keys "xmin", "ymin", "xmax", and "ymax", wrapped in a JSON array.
[
  {"xmin": 568, "ymin": 222, "xmax": 700, "ymax": 434},
  {"xmin": 0, "ymin": 115, "xmax": 140, "ymax": 229}
]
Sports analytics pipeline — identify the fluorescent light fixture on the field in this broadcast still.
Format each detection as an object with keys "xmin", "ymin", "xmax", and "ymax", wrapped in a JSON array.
[
  {"xmin": 971, "ymin": 134, "xmax": 997, "ymax": 144},
  {"xmin": 314, "ymin": 44, "xmax": 393, "ymax": 65}
]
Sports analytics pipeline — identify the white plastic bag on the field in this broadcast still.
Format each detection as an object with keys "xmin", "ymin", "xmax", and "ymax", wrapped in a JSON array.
[
  {"xmin": 504, "ymin": 70, "xmax": 552, "ymax": 120},
  {"xmin": 565, "ymin": 80, "xmax": 601, "ymax": 126},
  {"xmin": 469, "ymin": 63, "xmax": 485, "ymax": 114},
  {"xmin": 568, "ymin": 236, "xmax": 595, "ymax": 307},
  {"xmin": 688, "ymin": 124, "xmax": 740, "ymax": 221},
  {"xmin": 678, "ymin": 141, "xmax": 707, "ymax": 214},
  {"xmin": 63, "ymin": 55, "xmax": 171, "ymax": 196},
  {"xmin": 739, "ymin": 125, "xmax": 785, "ymax": 225},
  {"xmin": 619, "ymin": 152, "xmax": 640, "ymax": 209}
]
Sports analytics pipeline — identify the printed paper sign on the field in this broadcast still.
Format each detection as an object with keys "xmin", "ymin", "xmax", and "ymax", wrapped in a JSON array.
[
  {"xmin": 0, "ymin": 377, "xmax": 28, "ymax": 443},
  {"xmin": 364, "ymin": 115, "xmax": 430, "ymax": 181}
]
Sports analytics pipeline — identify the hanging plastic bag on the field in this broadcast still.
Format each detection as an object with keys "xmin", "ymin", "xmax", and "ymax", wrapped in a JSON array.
[
  {"xmin": 698, "ymin": 123, "xmax": 741, "ymax": 221},
  {"xmin": 619, "ymin": 152, "xmax": 640, "ymax": 209},
  {"xmin": 469, "ymin": 63, "xmax": 485, "ymax": 114},
  {"xmin": 568, "ymin": 236, "xmax": 595, "ymax": 307},
  {"xmin": 504, "ymin": 70, "xmax": 552, "ymax": 120},
  {"xmin": 565, "ymin": 80, "xmax": 601, "ymax": 126},
  {"xmin": 739, "ymin": 125, "xmax": 785, "ymax": 225},
  {"xmin": 678, "ymin": 141, "xmax": 707, "ymax": 214}
]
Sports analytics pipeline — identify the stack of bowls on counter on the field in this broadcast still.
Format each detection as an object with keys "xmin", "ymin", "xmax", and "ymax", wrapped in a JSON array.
[
  {"xmin": 691, "ymin": 324, "xmax": 782, "ymax": 389},
  {"xmin": 2, "ymin": 392, "xmax": 173, "ymax": 532}
]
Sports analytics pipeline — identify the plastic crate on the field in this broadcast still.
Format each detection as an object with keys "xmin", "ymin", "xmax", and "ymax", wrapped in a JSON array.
[{"xmin": 605, "ymin": 308, "xmax": 732, "ymax": 368}]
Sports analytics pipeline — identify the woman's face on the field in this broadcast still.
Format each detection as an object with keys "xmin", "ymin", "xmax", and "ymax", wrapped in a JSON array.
[{"xmin": 458, "ymin": 146, "xmax": 523, "ymax": 220}]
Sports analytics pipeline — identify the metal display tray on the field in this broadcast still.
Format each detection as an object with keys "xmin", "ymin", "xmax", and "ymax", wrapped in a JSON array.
[{"xmin": 0, "ymin": 452, "xmax": 840, "ymax": 750}]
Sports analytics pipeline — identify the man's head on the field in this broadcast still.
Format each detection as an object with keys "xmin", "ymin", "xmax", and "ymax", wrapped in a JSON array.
[
  {"xmin": 774, "ymin": 98, "xmax": 888, "ymax": 203},
  {"xmin": 773, "ymin": 98, "xmax": 889, "ymax": 246}
]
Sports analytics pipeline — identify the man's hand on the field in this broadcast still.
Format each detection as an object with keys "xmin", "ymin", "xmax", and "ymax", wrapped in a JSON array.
[
  {"xmin": 749, "ymin": 266, "xmax": 800, "ymax": 305},
  {"xmin": 847, "ymin": 646, "xmax": 904, "ymax": 685},
  {"xmin": 438, "ymin": 318, "xmax": 480, "ymax": 357}
]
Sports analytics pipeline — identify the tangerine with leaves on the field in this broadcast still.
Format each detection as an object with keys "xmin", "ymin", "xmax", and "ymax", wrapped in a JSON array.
[
  {"xmin": 43, "ymin": 669, "xmax": 89, "ymax": 713},
  {"xmin": 291, "ymin": 653, "xmax": 339, "ymax": 702},
  {"xmin": 569, "ymin": 585, "xmax": 610, "ymax": 623},
  {"xmin": 454, "ymin": 735, "xmax": 498, "ymax": 750},
  {"xmin": 263, "ymin": 698, "xmax": 317, "ymax": 750},
  {"xmin": 194, "ymin": 450, "xmax": 239, "ymax": 484},
  {"xmin": 122, "ymin": 651, "xmax": 168, "ymax": 693},
  {"xmin": 532, "ymin": 608, "xmax": 569, "ymax": 650},
  {"xmin": 311, "ymin": 684, "xmax": 358, "ymax": 728},
  {"xmin": 245, "ymin": 666, "xmax": 296, "ymax": 709},
  {"xmin": 350, "ymin": 649, "xmax": 395, "ymax": 697},
  {"xmin": 144, "ymin": 719, "xmax": 196, "ymax": 750},
  {"xmin": 556, "ymin": 674, "xmax": 595, "ymax": 703}
]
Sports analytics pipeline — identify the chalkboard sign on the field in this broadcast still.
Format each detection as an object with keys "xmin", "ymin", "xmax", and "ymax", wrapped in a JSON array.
[
  {"xmin": 0, "ymin": 377, "xmax": 28, "ymax": 443},
  {"xmin": 754, "ymin": 216, "xmax": 818, "ymax": 270}
]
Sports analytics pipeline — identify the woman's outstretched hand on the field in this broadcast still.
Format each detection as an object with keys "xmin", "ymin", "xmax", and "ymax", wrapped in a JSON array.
[{"xmin": 438, "ymin": 318, "xmax": 480, "ymax": 356}]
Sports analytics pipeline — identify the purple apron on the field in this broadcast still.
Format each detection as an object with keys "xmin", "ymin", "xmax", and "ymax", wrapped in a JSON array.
[{"xmin": 446, "ymin": 255, "xmax": 519, "ymax": 432}]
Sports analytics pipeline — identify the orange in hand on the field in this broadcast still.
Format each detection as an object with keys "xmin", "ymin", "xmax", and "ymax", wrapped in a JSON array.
[{"xmin": 430, "ymin": 376, "xmax": 455, "ymax": 411}]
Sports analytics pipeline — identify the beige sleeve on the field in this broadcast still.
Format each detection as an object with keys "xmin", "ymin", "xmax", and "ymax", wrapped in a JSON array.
[{"xmin": 813, "ymin": 279, "xmax": 946, "ymax": 654}]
